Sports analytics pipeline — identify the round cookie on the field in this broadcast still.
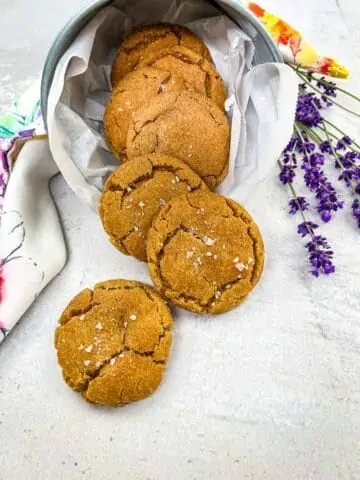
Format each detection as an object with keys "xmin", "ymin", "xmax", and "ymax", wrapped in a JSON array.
[
  {"xmin": 111, "ymin": 23, "xmax": 212, "ymax": 86},
  {"xmin": 54, "ymin": 280, "xmax": 173, "ymax": 407},
  {"xmin": 126, "ymin": 90, "xmax": 231, "ymax": 190},
  {"xmin": 147, "ymin": 191, "xmax": 265, "ymax": 314},
  {"xmin": 104, "ymin": 67, "xmax": 186, "ymax": 162},
  {"xmin": 99, "ymin": 154, "xmax": 209, "ymax": 262},
  {"xmin": 137, "ymin": 46, "xmax": 227, "ymax": 108}
]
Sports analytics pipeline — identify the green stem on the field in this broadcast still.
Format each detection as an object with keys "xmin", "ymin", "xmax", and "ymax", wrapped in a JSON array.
[
  {"xmin": 298, "ymin": 122, "xmax": 323, "ymax": 143},
  {"xmin": 294, "ymin": 124, "xmax": 306, "ymax": 143},
  {"xmin": 296, "ymin": 68, "xmax": 360, "ymax": 103},
  {"xmin": 323, "ymin": 119, "xmax": 360, "ymax": 150},
  {"xmin": 316, "ymin": 124, "xmax": 360, "ymax": 155},
  {"xmin": 277, "ymin": 160, "xmax": 311, "ymax": 230},
  {"xmin": 293, "ymin": 67, "xmax": 360, "ymax": 119}
]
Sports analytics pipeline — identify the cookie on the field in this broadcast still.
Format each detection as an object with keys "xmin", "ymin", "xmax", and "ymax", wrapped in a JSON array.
[
  {"xmin": 99, "ymin": 154, "xmax": 209, "ymax": 262},
  {"xmin": 111, "ymin": 23, "xmax": 212, "ymax": 86},
  {"xmin": 104, "ymin": 67, "xmax": 186, "ymax": 162},
  {"xmin": 126, "ymin": 90, "xmax": 230, "ymax": 190},
  {"xmin": 147, "ymin": 191, "xmax": 265, "ymax": 314},
  {"xmin": 54, "ymin": 280, "xmax": 173, "ymax": 407},
  {"xmin": 138, "ymin": 46, "xmax": 227, "ymax": 108}
]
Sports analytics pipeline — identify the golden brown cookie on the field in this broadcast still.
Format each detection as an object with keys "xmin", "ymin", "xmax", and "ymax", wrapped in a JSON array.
[
  {"xmin": 111, "ymin": 23, "xmax": 212, "ymax": 86},
  {"xmin": 54, "ymin": 280, "xmax": 173, "ymax": 407},
  {"xmin": 99, "ymin": 154, "xmax": 209, "ymax": 262},
  {"xmin": 104, "ymin": 67, "xmax": 186, "ymax": 162},
  {"xmin": 138, "ymin": 46, "xmax": 227, "ymax": 108},
  {"xmin": 126, "ymin": 90, "xmax": 230, "ymax": 190},
  {"xmin": 147, "ymin": 192, "xmax": 265, "ymax": 314}
]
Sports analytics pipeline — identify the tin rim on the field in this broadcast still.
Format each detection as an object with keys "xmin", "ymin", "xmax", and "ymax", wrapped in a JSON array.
[{"xmin": 40, "ymin": 0, "xmax": 282, "ymax": 127}]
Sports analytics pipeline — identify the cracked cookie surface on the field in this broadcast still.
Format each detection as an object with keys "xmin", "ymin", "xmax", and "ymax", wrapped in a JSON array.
[
  {"xmin": 126, "ymin": 90, "xmax": 230, "ymax": 190},
  {"xmin": 138, "ymin": 46, "xmax": 227, "ymax": 108},
  {"xmin": 99, "ymin": 154, "xmax": 209, "ymax": 262},
  {"xmin": 147, "ymin": 192, "xmax": 265, "ymax": 314},
  {"xmin": 111, "ymin": 23, "xmax": 212, "ymax": 86},
  {"xmin": 104, "ymin": 67, "xmax": 186, "ymax": 162},
  {"xmin": 54, "ymin": 280, "xmax": 173, "ymax": 407}
]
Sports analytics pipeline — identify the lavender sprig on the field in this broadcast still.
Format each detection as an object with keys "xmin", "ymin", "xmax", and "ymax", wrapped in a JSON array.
[{"xmin": 278, "ymin": 159, "xmax": 335, "ymax": 277}]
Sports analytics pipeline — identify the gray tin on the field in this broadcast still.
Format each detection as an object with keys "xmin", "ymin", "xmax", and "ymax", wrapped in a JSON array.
[{"xmin": 40, "ymin": 0, "xmax": 282, "ymax": 127}]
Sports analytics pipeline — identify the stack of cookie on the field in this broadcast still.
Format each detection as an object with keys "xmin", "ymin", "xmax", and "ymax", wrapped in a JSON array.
[{"xmin": 54, "ymin": 24, "xmax": 265, "ymax": 408}]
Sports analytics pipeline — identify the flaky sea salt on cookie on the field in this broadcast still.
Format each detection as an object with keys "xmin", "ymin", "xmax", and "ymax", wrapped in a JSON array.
[
  {"xmin": 147, "ymin": 191, "xmax": 265, "ymax": 314},
  {"xmin": 104, "ymin": 67, "xmax": 186, "ymax": 162},
  {"xmin": 99, "ymin": 154, "xmax": 209, "ymax": 262},
  {"xmin": 54, "ymin": 280, "xmax": 173, "ymax": 407},
  {"xmin": 127, "ymin": 90, "xmax": 230, "ymax": 190},
  {"xmin": 138, "ymin": 46, "xmax": 227, "ymax": 108}
]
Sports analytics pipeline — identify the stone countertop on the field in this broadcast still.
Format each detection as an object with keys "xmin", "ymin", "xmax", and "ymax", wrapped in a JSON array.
[{"xmin": 0, "ymin": 0, "xmax": 360, "ymax": 479}]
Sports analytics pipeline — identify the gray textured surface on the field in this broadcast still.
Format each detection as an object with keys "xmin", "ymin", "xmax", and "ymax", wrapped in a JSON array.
[
  {"xmin": 1, "ymin": 1, "xmax": 360, "ymax": 479},
  {"xmin": 0, "ymin": 0, "xmax": 87, "ymax": 111}
]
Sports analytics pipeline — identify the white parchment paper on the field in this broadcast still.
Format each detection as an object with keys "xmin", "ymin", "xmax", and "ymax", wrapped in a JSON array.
[{"xmin": 47, "ymin": 0, "xmax": 299, "ymax": 212}]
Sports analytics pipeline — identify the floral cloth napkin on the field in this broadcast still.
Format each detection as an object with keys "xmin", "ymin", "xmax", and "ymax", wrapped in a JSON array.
[{"xmin": 0, "ymin": 82, "xmax": 66, "ymax": 341}]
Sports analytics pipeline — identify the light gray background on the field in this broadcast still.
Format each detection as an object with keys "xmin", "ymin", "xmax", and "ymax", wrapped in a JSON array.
[{"xmin": 1, "ymin": 1, "xmax": 360, "ymax": 479}]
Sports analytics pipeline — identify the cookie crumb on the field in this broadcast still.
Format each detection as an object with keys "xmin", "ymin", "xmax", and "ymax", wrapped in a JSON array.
[{"xmin": 96, "ymin": 322, "xmax": 102, "ymax": 330}]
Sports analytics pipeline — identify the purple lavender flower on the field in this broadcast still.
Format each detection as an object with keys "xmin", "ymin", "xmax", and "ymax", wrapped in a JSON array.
[
  {"xmin": 302, "ymin": 155, "xmax": 343, "ymax": 223},
  {"xmin": 289, "ymin": 197, "xmax": 310, "ymax": 215},
  {"xmin": 297, "ymin": 141, "xmax": 316, "ymax": 154},
  {"xmin": 352, "ymin": 199, "xmax": 360, "ymax": 228},
  {"xmin": 279, "ymin": 164, "xmax": 296, "ymax": 185},
  {"xmin": 306, "ymin": 236, "xmax": 335, "ymax": 277},
  {"xmin": 315, "ymin": 77, "xmax": 337, "ymax": 98},
  {"xmin": 296, "ymin": 222, "xmax": 335, "ymax": 277},
  {"xmin": 296, "ymin": 92, "xmax": 323, "ymax": 127},
  {"xmin": 297, "ymin": 221, "xmax": 318, "ymax": 238},
  {"xmin": 319, "ymin": 140, "xmax": 333, "ymax": 154},
  {"xmin": 284, "ymin": 136, "xmax": 299, "ymax": 153}
]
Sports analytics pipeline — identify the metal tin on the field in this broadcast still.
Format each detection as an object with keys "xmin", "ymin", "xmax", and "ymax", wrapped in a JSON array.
[{"xmin": 40, "ymin": 0, "xmax": 282, "ymax": 126}]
